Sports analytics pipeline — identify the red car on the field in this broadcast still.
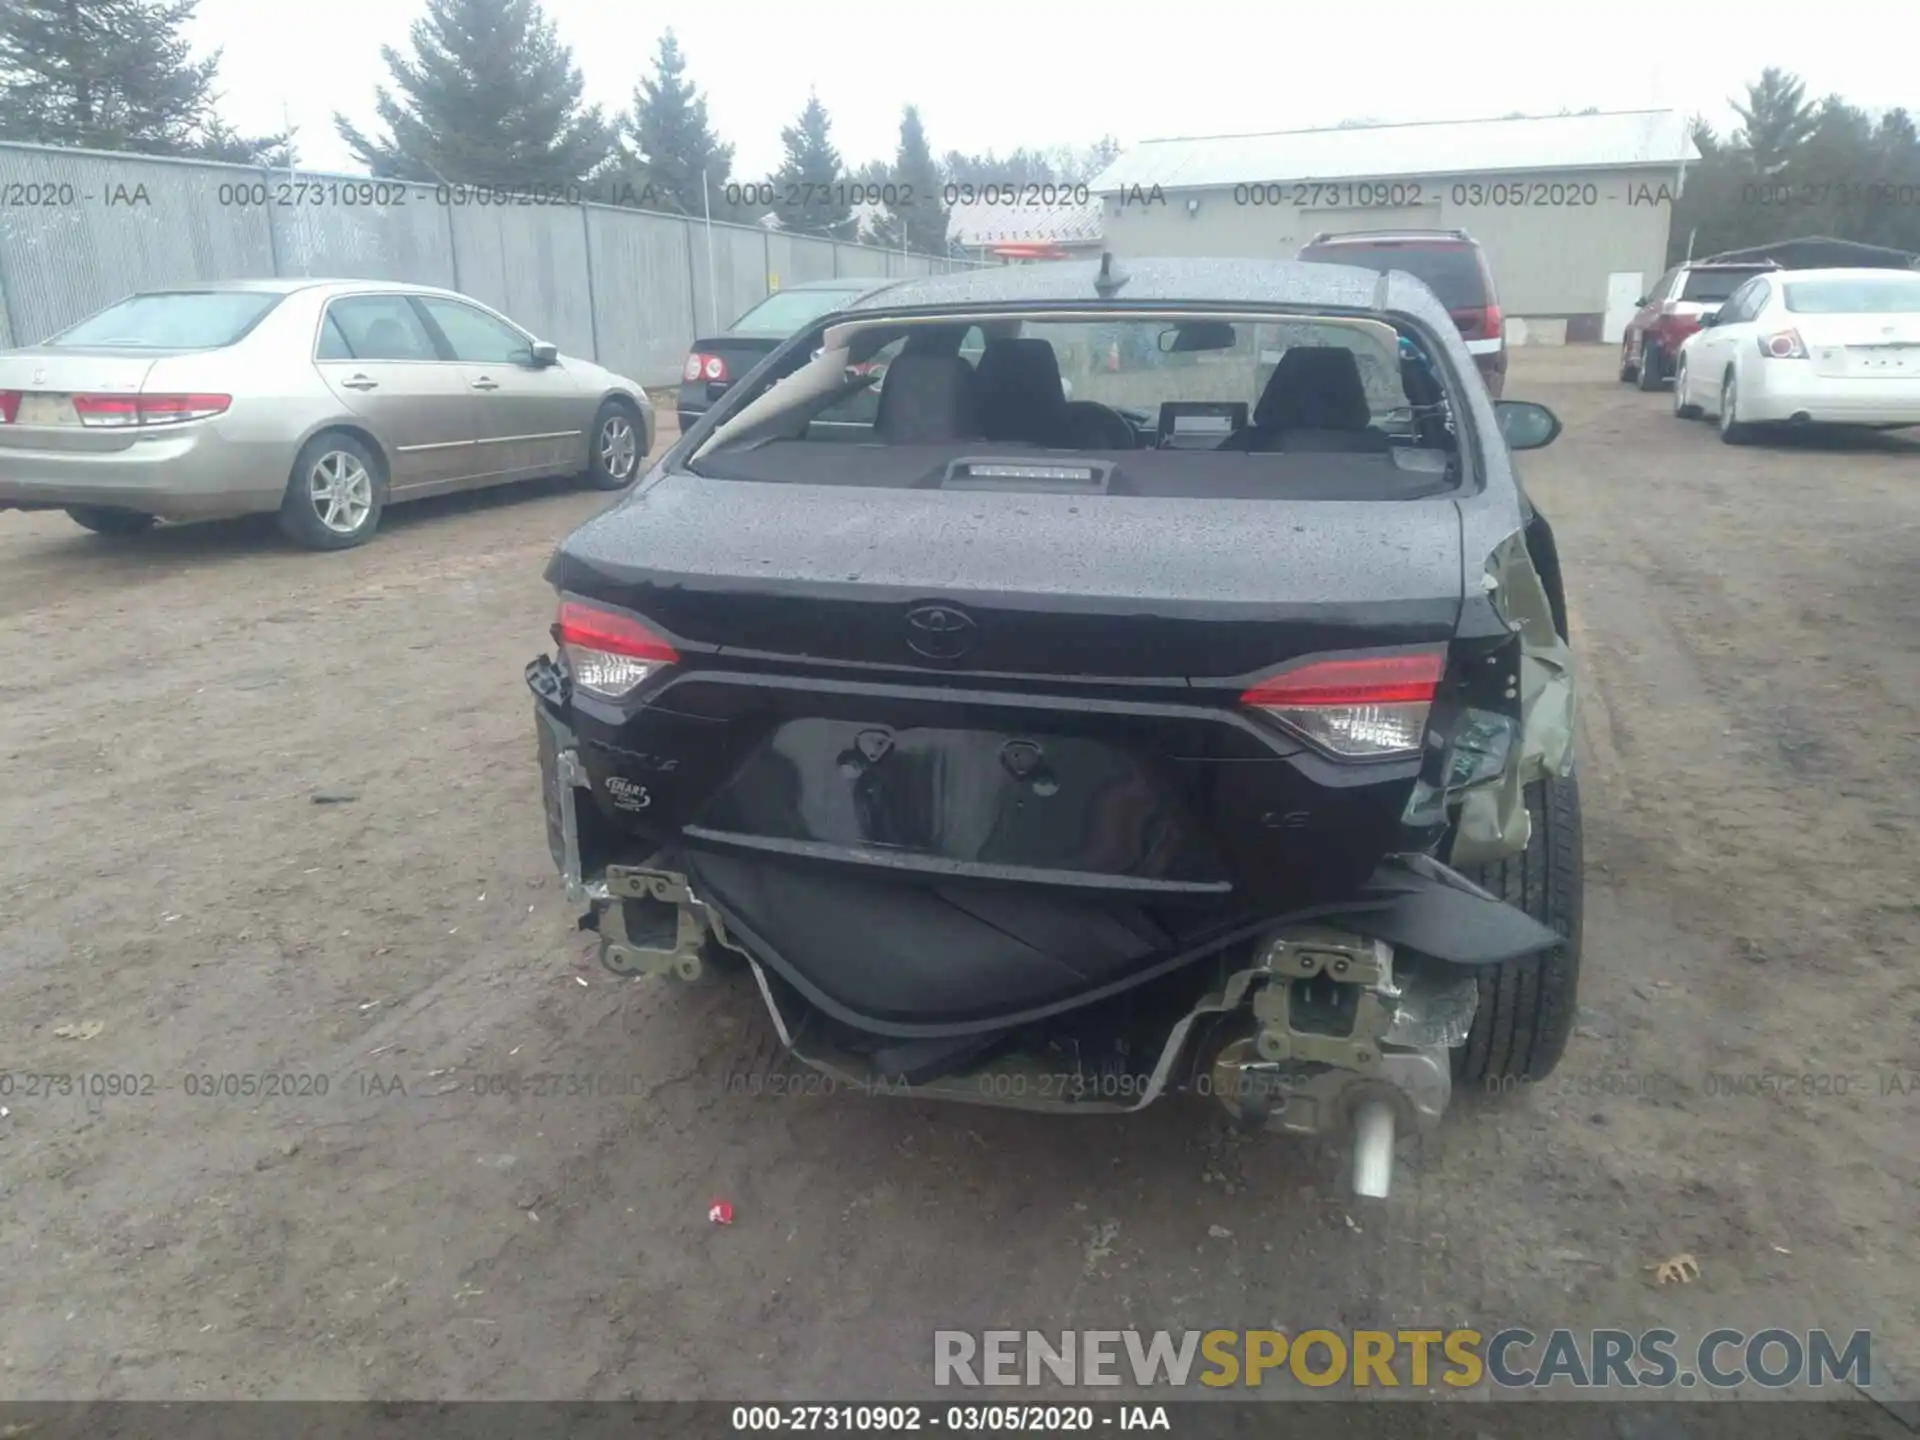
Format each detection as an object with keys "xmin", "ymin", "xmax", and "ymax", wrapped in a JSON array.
[{"xmin": 1619, "ymin": 260, "xmax": 1779, "ymax": 391}]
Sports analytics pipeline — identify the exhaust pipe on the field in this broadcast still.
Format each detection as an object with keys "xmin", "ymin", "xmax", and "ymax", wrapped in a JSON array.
[{"xmin": 1350, "ymin": 1098, "xmax": 1397, "ymax": 1199}]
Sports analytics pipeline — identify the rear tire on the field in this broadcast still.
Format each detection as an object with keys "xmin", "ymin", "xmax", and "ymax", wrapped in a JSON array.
[
  {"xmin": 277, "ymin": 432, "xmax": 387, "ymax": 550},
  {"xmin": 1452, "ymin": 772, "xmax": 1585, "ymax": 1085},
  {"xmin": 65, "ymin": 505, "xmax": 157, "ymax": 537},
  {"xmin": 583, "ymin": 399, "xmax": 645, "ymax": 491},
  {"xmin": 1636, "ymin": 344, "xmax": 1664, "ymax": 391}
]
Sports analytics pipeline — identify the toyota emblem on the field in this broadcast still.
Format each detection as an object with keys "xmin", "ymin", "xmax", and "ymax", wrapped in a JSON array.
[{"xmin": 904, "ymin": 603, "xmax": 977, "ymax": 660}]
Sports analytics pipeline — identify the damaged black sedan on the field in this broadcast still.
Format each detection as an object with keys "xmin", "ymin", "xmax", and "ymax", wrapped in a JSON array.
[{"xmin": 526, "ymin": 256, "xmax": 1582, "ymax": 1199}]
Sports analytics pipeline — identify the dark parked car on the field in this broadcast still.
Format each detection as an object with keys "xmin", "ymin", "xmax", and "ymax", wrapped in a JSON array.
[
  {"xmin": 677, "ymin": 277, "xmax": 898, "ymax": 432},
  {"xmin": 529, "ymin": 256, "xmax": 1581, "ymax": 1200},
  {"xmin": 1297, "ymin": 229, "xmax": 1508, "ymax": 396},
  {"xmin": 1618, "ymin": 260, "xmax": 1780, "ymax": 391}
]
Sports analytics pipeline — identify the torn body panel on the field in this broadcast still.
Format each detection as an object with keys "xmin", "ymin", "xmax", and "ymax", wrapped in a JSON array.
[{"xmin": 1445, "ymin": 529, "xmax": 1579, "ymax": 868}]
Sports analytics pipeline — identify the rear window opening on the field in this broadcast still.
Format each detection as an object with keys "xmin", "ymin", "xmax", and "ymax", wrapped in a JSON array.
[
  {"xmin": 687, "ymin": 312, "xmax": 1463, "ymax": 501},
  {"xmin": 47, "ymin": 291, "xmax": 282, "ymax": 349}
]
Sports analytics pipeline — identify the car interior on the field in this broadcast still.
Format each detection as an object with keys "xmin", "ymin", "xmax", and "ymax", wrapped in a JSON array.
[
  {"xmin": 687, "ymin": 315, "xmax": 1463, "ymax": 501},
  {"xmin": 699, "ymin": 315, "xmax": 1458, "ymax": 460}
]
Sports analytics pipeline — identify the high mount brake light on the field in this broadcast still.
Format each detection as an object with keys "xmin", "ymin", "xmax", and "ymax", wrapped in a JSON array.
[
  {"xmin": 1241, "ymin": 651, "xmax": 1445, "ymax": 759},
  {"xmin": 556, "ymin": 600, "xmax": 679, "ymax": 700}
]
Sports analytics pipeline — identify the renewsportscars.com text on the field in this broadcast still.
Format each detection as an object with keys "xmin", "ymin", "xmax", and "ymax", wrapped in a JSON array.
[{"xmin": 933, "ymin": 1328, "xmax": 1872, "ymax": 1390}]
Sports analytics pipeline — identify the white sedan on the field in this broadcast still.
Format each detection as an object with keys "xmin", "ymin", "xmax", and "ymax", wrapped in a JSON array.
[{"xmin": 1671, "ymin": 267, "xmax": 1920, "ymax": 443}]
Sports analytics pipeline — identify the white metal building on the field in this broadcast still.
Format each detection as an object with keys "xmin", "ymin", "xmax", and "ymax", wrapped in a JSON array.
[{"xmin": 1089, "ymin": 111, "xmax": 1698, "ymax": 342}]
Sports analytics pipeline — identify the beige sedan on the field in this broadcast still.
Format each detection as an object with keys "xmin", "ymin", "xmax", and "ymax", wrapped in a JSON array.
[{"xmin": 0, "ymin": 279, "xmax": 654, "ymax": 549}]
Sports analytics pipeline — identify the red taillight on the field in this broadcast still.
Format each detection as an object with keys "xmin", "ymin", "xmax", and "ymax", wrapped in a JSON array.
[
  {"xmin": 1482, "ymin": 304, "xmax": 1503, "ymax": 340},
  {"xmin": 1241, "ymin": 650, "xmax": 1445, "ymax": 758},
  {"xmin": 556, "ymin": 600, "xmax": 678, "ymax": 701},
  {"xmin": 0, "ymin": 391, "xmax": 19, "ymax": 424},
  {"xmin": 685, "ymin": 352, "xmax": 729, "ymax": 384},
  {"xmin": 136, "ymin": 393, "xmax": 232, "ymax": 424},
  {"xmin": 70, "ymin": 392, "xmax": 231, "ymax": 427},
  {"xmin": 1757, "ymin": 329, "xmax": 1808, "ymax": 360}
]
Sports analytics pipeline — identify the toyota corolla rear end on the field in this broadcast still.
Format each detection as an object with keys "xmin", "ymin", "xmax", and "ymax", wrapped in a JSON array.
[{"xmin": 525, "ymin": 278, "xmax": 1575, "ymax": 1198}]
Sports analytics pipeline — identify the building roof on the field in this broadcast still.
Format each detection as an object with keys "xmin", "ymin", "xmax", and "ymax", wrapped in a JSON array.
[
  {"xmin": 842, "ymin": 255, "xmax": 1415, "ymax": 314},
  {"xmin": 1089, "ymin": 110, "xmax": 1698, "ymax": 193},
  {"xmin": 947, "ymin": 197, "xmax": 1104, "ymax": 249}
]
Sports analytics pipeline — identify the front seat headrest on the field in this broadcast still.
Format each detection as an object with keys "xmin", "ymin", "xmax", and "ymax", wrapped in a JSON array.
[
  {"xmin": 1252, "ymin": 346, "xmax": 1374, "ymax": 432},
  {"xmin": 972, "ymin": 338, "xmax": 1069, "ymax": 444}
]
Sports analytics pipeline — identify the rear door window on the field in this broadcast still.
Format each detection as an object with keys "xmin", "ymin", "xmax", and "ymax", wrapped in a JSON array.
[
  {"xmin": 324, "ymin": 295, "xmax": 441, "ymax": 361},
  {"xmin": 48, "ymin": 291, "xmax": 281, "ymax": 349}
]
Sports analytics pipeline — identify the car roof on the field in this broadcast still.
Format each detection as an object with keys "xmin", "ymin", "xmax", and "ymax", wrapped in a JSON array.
[
  {"xmin": 1757, "ymin": 266, "xmax": 1920, "ymax": 281},
  {"xmin": 1303, "ymin": 229, "xmax": 1480, "ymax": 247},
  {"xmin": 1681, "ymin": 260, "xmax": 1779, "ymax": 271},
  {"xmin": 844, "ymin": 257, "xmax": 1446, "ymax": 318},
  {"xmin": 129, "ymin": 278, "xmax": 473, "ymax": 300},
  {"xmin": 772, "ymin": 276, "xmax": 901, "ymax": 293}
]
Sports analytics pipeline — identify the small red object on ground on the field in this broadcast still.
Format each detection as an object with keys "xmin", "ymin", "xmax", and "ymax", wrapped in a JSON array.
[{"xmin": 708, "ymin": 1199, "xmax": 734, "ymax": 1225}]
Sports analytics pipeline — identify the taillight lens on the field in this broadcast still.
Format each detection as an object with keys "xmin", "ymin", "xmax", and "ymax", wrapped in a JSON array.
[
  {"xmin": 1482, "ymin": 304, "xmax": 1503, "ymax": 340},
  {"xmin": 69, "ymin": 393, "xmax": 231, "ymax": 427},
  {"xmin": 703, "ymin": 355, "xmax": 729, "ymax": 383},
  {"xmin": 556, "ymin": 600, "xmax": 679, "ymax": 701},
  {"xmin": 682, "ymin": 353, "xmax": 704, "ymax": 382},
  {"xmin": 1757, "ymin": 329, "xmax": 1808, "ymax": 360},
  {"xmin": 0, "ymin": 392, "xmax": 19, "ymax": 424},
  {"xmin": 1241, "ymin": 650, "xmax": 1445, "ymax": 758},
  {"xmin": 685, "ymin": 352, "xmax": 729, "ymax": 384}
]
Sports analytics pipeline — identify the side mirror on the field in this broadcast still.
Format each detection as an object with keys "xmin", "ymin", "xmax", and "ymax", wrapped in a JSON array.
[
  {"xmin": 1635, "ymin": 296, "xmax": 1648, "ymax": 307},
  {"xmin": 1697, "ymin": 311, "xmax": 1719, "ymax": 328},
  {"xmin": 529, "ymin": 340, "xmax": 560, "ymax": 367},
  {"xmin": 1495, "ymin": 400, "xmax": 1562, "ymax": 452}
]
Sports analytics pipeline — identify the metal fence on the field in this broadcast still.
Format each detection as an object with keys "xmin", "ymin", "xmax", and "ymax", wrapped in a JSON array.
[{"xmin": 0, "ymin": 142, "xmax": 983, "ymax": 386}]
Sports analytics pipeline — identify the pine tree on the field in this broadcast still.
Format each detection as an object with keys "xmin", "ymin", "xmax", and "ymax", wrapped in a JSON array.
[
  {"xmin": 875, "ymin": 105, "xmax": 947, "ymax": 254},
  {"xmin": 1732, "ymin": 68, "xmax": 1816, "ymax": 176},
  {"xmin": 627, "ymin": 30, "xmax": 736, "ymax": 219},
  {"xmin": 0, "ymin": 0, "xmax": 288, "ymax": 159},
  {"xmin": 771, "ymin": 92, "xmax": 850, "ymax": 237},
  {"xmin": 333, "ymin": 0, "xmax": 612, "ymax": 187}
]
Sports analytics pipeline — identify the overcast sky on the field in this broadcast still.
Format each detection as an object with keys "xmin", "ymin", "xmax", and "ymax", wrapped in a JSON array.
[{"xmin": 191, "ymin": 0, "xmax": 1915, "ymax": 179}]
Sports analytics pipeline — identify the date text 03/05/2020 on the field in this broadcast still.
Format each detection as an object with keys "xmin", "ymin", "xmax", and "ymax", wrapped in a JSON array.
[{"xmin": 729, "ymin": 1405, "xmax": 1171, "ymax": 1431}]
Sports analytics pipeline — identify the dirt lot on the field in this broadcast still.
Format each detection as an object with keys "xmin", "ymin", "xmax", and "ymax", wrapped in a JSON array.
[{"xmin": 1, "ymin": 346, "xmax": 1917, "ymax": 1409}]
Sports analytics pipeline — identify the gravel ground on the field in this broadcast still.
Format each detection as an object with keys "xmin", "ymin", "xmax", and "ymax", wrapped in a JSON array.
[{"xmin": 0, "ymin": 347, "xmax": 1915, "ymax": 1418}]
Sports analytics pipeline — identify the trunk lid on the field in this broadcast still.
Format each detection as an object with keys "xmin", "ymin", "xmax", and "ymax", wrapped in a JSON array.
[
  {"xmin": 1796, "ymin": 315, "xmax": 1920, "ymax": 378},
  {"xmin": 0, "ymin": 346, "xmax": 166, "ymax": 427},
  {"xmin": 550, "ymin": 472, "xmax": 1465, "ymax": 681}
]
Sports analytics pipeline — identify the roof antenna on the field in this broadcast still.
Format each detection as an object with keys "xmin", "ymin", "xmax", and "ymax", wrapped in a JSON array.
[{"xmin": 1094, "ymin": 250, "xmax": 1129, "ymax": 298}]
